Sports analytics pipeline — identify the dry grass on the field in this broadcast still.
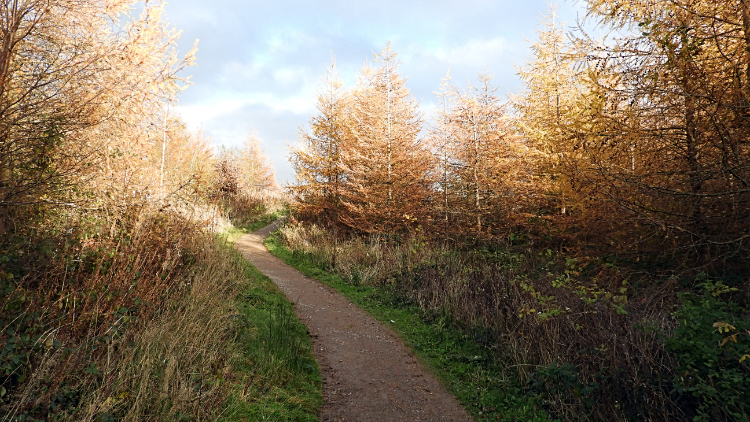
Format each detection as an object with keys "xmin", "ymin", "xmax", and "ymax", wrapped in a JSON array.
[
  {"xmin": 277, "ymin": 223, "xmax": 689, "ymax": 421},
  {"xmin": 72, "ymin": 236, "xmax": 247, "ymax": 421},
  {"xmin": 1, "ymin": 206, "xmax": 253, "ymax": 421},
  {"xmin": 2, "ymin": 198, "xmax": 319, "ymax": 421}
]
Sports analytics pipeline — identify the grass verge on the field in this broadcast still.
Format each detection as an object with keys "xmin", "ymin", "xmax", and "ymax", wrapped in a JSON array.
[
  {"xmin": 223, "ymin": 211, "xmax": 284, "ymax": 244},
  {"xmin": 218, "ymin": 226, "xmax": 322, "ymax": 421},
  {"xmin": 264, "ymin": 230, "xmax": 552, "ymax": 422}
]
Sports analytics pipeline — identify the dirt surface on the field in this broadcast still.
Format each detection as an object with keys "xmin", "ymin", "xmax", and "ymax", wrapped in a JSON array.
[{"xmin": 234, "ymin": 220, "xmax": 473, "ymax": 422}]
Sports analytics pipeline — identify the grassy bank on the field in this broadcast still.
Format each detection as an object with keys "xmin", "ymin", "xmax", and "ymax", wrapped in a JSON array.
[
  {"xmin": 1, "ymin": 209, "xmax": 321, "ymax": 421},
  {"xmin": 264, "ymin": 230, "xmax": 551, "ymax": 422},
  {"xmin": 218, "ymin": 229, "xmax": 321, "ymax": 421}
]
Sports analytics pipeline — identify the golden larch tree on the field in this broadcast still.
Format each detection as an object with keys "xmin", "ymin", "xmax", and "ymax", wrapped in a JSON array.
[
  {"xmin": 339, "ymin": 43, "xmax": 433, "ymax": 234},
  {"xmin": 241, "ymin": 132, "xmax": 278, "ymax": 196},
  {"xmin": 289, "ymin": 62, "xmax": 348, "ymax": 224},
  {"xmin": 448, "ymin": 73, "xmax": 513, "ymax": 236},
  {"xmin": 514, "ymin": 4, "xmax": 582, "ymax": 218},
  {"xmin": 427, "ymin": 70, "xmax": 460, "ymax": 232},
  {"xmin": 567, "ymin": 0, "xmax": 750, "ymax": 262},
  {"xmin": 0, "ymin": 0, "xmax": 196, "ymax": 233}
]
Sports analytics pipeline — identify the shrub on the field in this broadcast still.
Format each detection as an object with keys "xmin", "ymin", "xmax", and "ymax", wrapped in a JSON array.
[{"xmin": 665, "ymin": 281, "xmax": 750, "ymax": 421}]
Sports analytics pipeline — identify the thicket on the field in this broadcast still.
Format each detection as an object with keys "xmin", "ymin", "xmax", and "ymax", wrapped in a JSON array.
[
  {"xmin": 288, "ymin": 0, "xmax": 750, "ymax": 420},
  {"xmin": 277, "ymin": 224, "xmax": 750, "ymax": 421},
  {"xmin": 0, "ymin": 1, "xmax": 290, "ymax": 420}
]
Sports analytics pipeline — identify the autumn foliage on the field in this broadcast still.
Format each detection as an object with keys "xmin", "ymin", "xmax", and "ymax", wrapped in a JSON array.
[
  {"xmin": 291, "ymin": 45, "xmax": 433, "ymax": 234},
  {"xmin": 294, "ymin": 3, "xmax": 750, "ymax": 270},
  {"xmin": 291, "ymin": 48, "xmax": 548, "ymax": 240},
  {"xmin": 516, "ymin": 0, "xmax": 750, "ymax": 271},
  {"xmin": 289, "ymin": 2, "xmax": 750, "ymax": 421},
  {"xmin": 0, "ymin": 1, "xmax": 279, "ymax": 419},
  {"xmin": 3, "ymin": 0, "xmax": 749, "ymax": 419}
]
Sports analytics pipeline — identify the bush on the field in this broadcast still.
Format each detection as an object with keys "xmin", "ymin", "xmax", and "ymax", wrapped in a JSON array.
[
  {"xmin": 527, "ymin": 361, "xmax": 599, "ymax": 411},
  {"xmin": 665, "ymin": 281, "xmax": 750, "ymax": 421}
]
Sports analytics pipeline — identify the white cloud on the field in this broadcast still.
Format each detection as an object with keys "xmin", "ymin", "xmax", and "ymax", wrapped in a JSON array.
[
  {"xmin": 421, "ymin": 37, "xmax": 509, "ymax": 69},
  {"xmin": 254, "ymin": 93, "xmax": 315, "ymax": 115},
  {"xmin": 221, "ymin": 61, "xmax": 265, "ymax": 80},
  {"xmin": 273, "ymin": 67, "xmax": 310, "ymax": 88},
  {"xmin": 268, "ymin": 30, "xmax": 315, "ymax": 54},
  {"xmin": 176, "ymin": 92, "xmax": 315, "ymax": 133},
  {"xmin": 176, "ymin": 99, "xmax": 248, "ymax": 131}
]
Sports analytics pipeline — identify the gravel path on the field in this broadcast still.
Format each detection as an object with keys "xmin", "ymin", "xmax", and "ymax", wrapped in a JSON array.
[{"xmin": 234, "ymin": 220, "xmax": 473, "ymax": 422}]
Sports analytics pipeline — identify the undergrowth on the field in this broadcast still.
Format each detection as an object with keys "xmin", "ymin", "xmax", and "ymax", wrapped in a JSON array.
[
  {"xmin": 268, "ymin": 222, "xmax": 750, "ymax": 422},
  {"xmin": 265, "ymin": 230, "xmax": 552, "ymax": 422},
  {"xmin": 1, "ymin": 205, "xmax": 320, "ymax": 421}
]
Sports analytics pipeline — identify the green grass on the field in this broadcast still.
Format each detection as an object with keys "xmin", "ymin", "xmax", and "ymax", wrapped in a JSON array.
[
  {"xmin": 223, "ymin": 211, "xmax": 283, "ymax": 244},
  {"xmin": 244, "ymin": 211, "xmax": 283, "ymax": 232},
  {"xmin": 217, "ymin": 225, "xmax": 322, "ymax": 421},
  {"xmin": 264, "ymin": 231, "xmax": 553, "ymax": 422}
]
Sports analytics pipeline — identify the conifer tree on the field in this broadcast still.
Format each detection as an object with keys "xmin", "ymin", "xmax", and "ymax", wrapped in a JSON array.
[
  {"xmin": 339, "ymin": 43, "xmax": 433, "ymax": 234},
  {"xmin": 241, "ymin": 133, "xmax": 278, "ymax": 196},
  {"xmin": 570, "ymin": 0, "xmax": 750, "ymax": 259},
  {"xmin": 515, "ymin": 5, "xmax": 581, "ymax": 216},
  {"xmin": 449, "ymin": 73, "xmax": 511, "ymax": 235},
  {"xmin": 0, "ymin": 0, "xmax": 195, "ymax": 233},
  {"xmin": 290, "ymin": 62, "xmax": 348, "ymax": 224},
  {"xmin": 427, "ymin": 71, "xmax": 460, "ymax": 232},
  {"xmin": 150, "ymin": 115, "xmax": 214, "ymax": 202}
]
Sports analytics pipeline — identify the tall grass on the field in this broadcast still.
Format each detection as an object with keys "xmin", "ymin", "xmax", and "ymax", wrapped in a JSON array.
[
  {"xmin": 73, "ymin": 235, "xmax": 244, "ymax": 421},
  {"xmin": 1, "ymin": 205, "xmax": 319, "ymax": 421},
  {"xmin": 1, "ymin": 207, "xmax": 238, "ymax": 420},
  {"xmin": 275, "ymin": 223, "xmax": 749, "ymax": 421},
  {"xmin": 222, "ymin": 296, "xmax": 320, "ymax": 421}
]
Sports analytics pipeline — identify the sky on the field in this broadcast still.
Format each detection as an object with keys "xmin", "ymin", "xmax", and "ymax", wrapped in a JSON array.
[{"xmin": 166, "ymin": 0, "xmax": 587, "ymax": 185}]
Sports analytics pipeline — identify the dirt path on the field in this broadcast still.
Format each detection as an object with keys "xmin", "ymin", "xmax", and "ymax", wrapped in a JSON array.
[{"xmin": 234, "ymin": 220, "xmax": 473, "ymax": 422}]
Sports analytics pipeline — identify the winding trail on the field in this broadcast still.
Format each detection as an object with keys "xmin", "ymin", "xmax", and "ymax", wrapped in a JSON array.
[{"xmin": 234, "ymin": 220, "xmax": 472, "ymax": 422}]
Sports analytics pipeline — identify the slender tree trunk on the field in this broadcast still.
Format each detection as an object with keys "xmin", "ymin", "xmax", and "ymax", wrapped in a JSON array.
[
  {"xmin": 443, "ymin": 147, "xmax": 448, "ymax": 223},
  {"xmin": 473, "ymin": 121, "xmax": 481, "ymax": 232},
  {"xmin": 327, "ymin": 111, "xmax": 338, "ymax": 223},
  {"xmin": 552, "ymin": 19, "xmax": 566, "ymax": 216},
  {"xmin": 0, "ymin": 2, "xmax": 24, "ymax": 104},
  {"xmin": 0, "ymin": 2, "xmax": 25, "ymax": 235},
  {"xmin": 685, "ymin": 95, "xmax": 703, "ymax": 226},
  {"xmin": 680, "ymin": 32, "xmax": 704, "ymax": 232},
  {"xmin": 386, "ymin": 63, "xmax": 393, "ymax": 212},
  {"xmin": 160, "ymin": 105, "xmax": 168, "ymax": 193},
  {"xmin": 742, "ymin": 0, "xmax": 750, "ymax": 103}
]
